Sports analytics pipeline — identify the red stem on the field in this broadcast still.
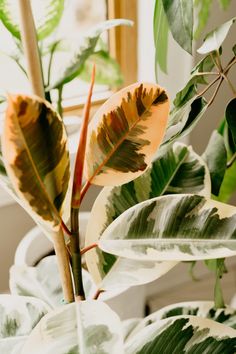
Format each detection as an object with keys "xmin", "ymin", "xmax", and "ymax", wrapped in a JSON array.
[
  {"xmin": 93, "ymin": 289, "xmax": 105, "ymax": 300},
  {"xmin": 71, "ymin": 65, "xmax": 95, "ymax": 208},
  {"xmin": 61, "ymin": 220, "xmax": 73, "ymax": 236},
  {"xmin": 80, "ymin": 243, "xmax": 98, "ymax": 255}
]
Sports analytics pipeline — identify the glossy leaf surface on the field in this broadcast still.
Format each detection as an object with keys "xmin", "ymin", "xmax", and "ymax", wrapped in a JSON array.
[
  {"xmin": 202, "ymin": 130, "xmax": 227, "ymax": 195},
  {"xmin": 85, "ymin": 143, "xmax": 210, "ymax": 287},
  {"xmin": 125, "ymin": 315, "xmax": 236, "ymax": 353},
  {"xmin": 162, "ymin": 0, "xmax": 193, "ymax": 54},
  {"xmin": 161, "ymin": 96, "xmax": 208, "ymax": 152},
  {"xmin": 85, "ymin": 83, "xmax": 169, "ymax": 186},
  {"xmin": 153, "ymin": 0, "xmax": 169, "ymax": 75},
  {"xmin": 127, "ymin": 301, "xmax": 236, "ymax": 340},
  {"xmin": 198, "ymin": 17, "xmax": 236, "ymax": 54},
  {"xmin": 21, "ymin": 301, "xmax": 124, "ymax": 354},
  {"xmin": 226, "ymin": 98, "xmax": 236, "ymax": 147},
  {"xmin": 2, "ymin": 94, "xmax": 70, "ymax": 231},
  {"xmin": 100, "ymin": 194, "xmax": 236, "ymax": 261}
]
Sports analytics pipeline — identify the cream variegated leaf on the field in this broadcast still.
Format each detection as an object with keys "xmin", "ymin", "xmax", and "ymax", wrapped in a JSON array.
[
  {"xmin": 126, "ymin": 301, "xmax": 236, "ymax": 341},
  {"xmin": 85, "ymin": 83, "xmax": 169, "ymax": 186},
  {"xmin": 0, "ymin": 337, "xmax": 27, "ymax": 354},
  {"xmin": 85, "ymin": 143, "xmax": 210, "ymax": 288},
  {"xmin": 2, "ymin": 94, "xmax": 70, "ymax": 231},
  {"xmin": 0, "ymin": 295, "xmax": 49, "ymax": 339},
  {"xmin": 21, "ymin": 301, "xmax": 124, "ymax": 354},
  {"xmin": 99, "ymin": 194, "xmax": 236, "ymax": 261},
  {"xmin": 10, "ymin": 256, "xmax": 96, "ymax": 309},
  {"xmin": 125, "ymin": 315, "xmax": 236, "ymax": 353}
]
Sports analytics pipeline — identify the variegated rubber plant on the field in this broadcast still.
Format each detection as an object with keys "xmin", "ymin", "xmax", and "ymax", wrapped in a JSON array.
[{"xmin": 1, "ymin": 0, "xmax": 236, "ymax": 353}]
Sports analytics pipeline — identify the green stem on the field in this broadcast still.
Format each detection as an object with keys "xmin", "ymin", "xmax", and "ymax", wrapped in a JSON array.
[
  {"xmin": 227, "ymin": 152, "xmax": 236, "ymax": 168},
  {"xmin": 221, "ymin": 73, "xmax": 236, "ymax": 97},
  {"xmin": 47, "ymin": 40, "xmax": 60, "ymax": 87},
  {"xmin": 70, "ymin": 207, "xmax": 85, "ymax": 300},
  {"xmin": 214, "ymin": 259, "xmax": 227, "ymax": 309},
  {"xmin": 57, "ymin": 85, "xmax": 63, "ymax": 117},
  {"xmin": 207, "ymin": 77, "xmax": 224, "ymax": 106}
]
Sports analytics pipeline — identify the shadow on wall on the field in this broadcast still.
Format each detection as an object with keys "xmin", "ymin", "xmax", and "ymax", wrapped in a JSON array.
[{"xmin": 0, "ymin": 203, "xmax": 34, "ymax": 292}]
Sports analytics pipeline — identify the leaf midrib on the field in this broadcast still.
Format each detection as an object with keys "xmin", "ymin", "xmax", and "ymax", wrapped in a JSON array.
[
  {"xmin": 12, "ymin": 102, "xmax": 61, "ymax": 226},
  {"xmin": 87, "ymin": 95, "xmax": 158, "ymax": 184}
]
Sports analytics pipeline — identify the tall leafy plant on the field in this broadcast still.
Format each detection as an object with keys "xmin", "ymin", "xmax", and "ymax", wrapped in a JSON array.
[{"xmin": 1, "ymin": 1, "xmax": 236, "ymax": 353}]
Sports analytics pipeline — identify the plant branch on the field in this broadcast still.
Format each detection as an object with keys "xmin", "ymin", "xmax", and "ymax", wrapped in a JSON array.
[
  {"xmin": 57, "ymin": 85, "xmax": 63, "ymax": 117},
  {"xmin": 93, "ymin": 289, "xmax": 105, "ymax": 300},
  {"xmin": 61, "ymin": 220, "xmax": 73, "ymax": 236},
  {"xmin": 227, "ymin": 153, "xmax": 236, "ymax": 168},
  {"xmin": 194, "ymin": 71, "xmax": 219, "ymax": 76},
  {"xmin": 80, "ymin": 243, "xmax": 98, "ymax": 255},
  {"xmin": 207, "ymin": 77, "xmax": 224, "ymax": 106},
  {"xmin": 69, "ymin": 67, "xmax": 95, "ymax": 300},
  {"xmin": 52, "ymin": 227, "xmax": 74, "ymax": 303},
  {"xmin": 70, "ymin": 208, "xmax": 85, "ymax": 300},
  {"xmin": 221, "ymin": 73, "xmax": 236, "ymax": 97},
  {"xmin": 196, "ymin": 75, "xmax": 221, "ymax": 98},
  {"xmin": 71, "ymin": 65, "xmax": 95, "ymax": 208},
  {"xmin": 224, "ymin": 56, "xmax": 236, "ymax": 75},
  {"xmin": 18, "ymin": 0, "xmax": 45, "ymax": 98},
  {"xmin": 47, "ymin": 40, "xmax": 61, "ymax": 87}
]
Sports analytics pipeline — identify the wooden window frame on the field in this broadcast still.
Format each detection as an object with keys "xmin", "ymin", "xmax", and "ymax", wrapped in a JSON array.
[{"xmin": 63, "ymin": 0, "xmax": 137, "ymax": 117}]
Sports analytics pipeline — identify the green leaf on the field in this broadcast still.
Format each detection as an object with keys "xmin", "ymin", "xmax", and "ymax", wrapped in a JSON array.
[
  {"xmin": 85, "ymin": 83, "xmax": 169, "ymax": 186},
  {"xmin": 0, "ymin": 0, "xmax": 64, "ymax": 40},
  {"xmin": 153, "ymin": 0, "xmax": 169, "ymax": 76},
  {"xmin": 202, "ymin": 130, "xmax": 227, "ymax": 196},
  {"xmin": 162, "ymin": 0, "xmax": 193, "ymax": 54},
  {"xmin": 79, "ymin": 50, "xmax": 123, "ymax": 87},
  {"xmin": 85, "ymin": 142, "xmax": 210, "ymax": 288},
  {"xmin": 2, "ymin": 94, "xmax": 70, "ymax": 232},
  {"xmin": 173, "ymin": 55, "xmax": 215, "ymax": 108},
  {"xmin": 161, "ymin": 97, "xmax": 208, "ymax": 152},
  {"xmin": 49, "ymin": 19, "xmax": 133, "ymax": 89},
  {"xmin": 194, "ymin": 0, "xmax": 213, "ymax": 39},
  {"xmin": 218, "ymin": 0, "xmax": 232, "ymax": 10},
  {"xmin": 10, "ymin": 256, "xmax": 96, "ymax": 309},
  {"xmin": 0, "ymin": 294, "xmax": 49, "ymax": 339},
  {"xmin": 226, "ymin": 98, "xmax": 236, "ymax": 147},
  {"xmin": 126, "ymin": 301, "xmax": 236, "ymax": 342},
  {"xmin": 198, "ymin": 17, "xmax": 236, "ymax": 54},
  {"xmin": 21, "ymin": 301, "xmax": 124, "ymax": 354},
  {"xmin": 217, "ymin": 160, "xmax": 236, "ymax": 202},
  {"xmin": 125, "ymin": 315, "xmax": 236, "ymax": 353},
  {"xmin": 99, "ymin": 194, "xmax": 236, "ymax": 262}
]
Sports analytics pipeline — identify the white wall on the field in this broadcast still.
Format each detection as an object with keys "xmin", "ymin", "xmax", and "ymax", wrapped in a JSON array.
[{"xmin": 138, "ymin": 0, "xmax": 193, "ymax": 100}]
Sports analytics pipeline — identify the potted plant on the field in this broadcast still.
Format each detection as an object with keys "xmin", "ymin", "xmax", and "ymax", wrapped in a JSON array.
[{"xmin": 1, "ymin": 0, "xmax": 236, "ymax": 353}]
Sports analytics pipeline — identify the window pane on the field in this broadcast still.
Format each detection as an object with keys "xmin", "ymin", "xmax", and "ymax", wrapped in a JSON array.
[{"xmin": 0, "ymin": 0, "xmax": 108, "ymax": 102}]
